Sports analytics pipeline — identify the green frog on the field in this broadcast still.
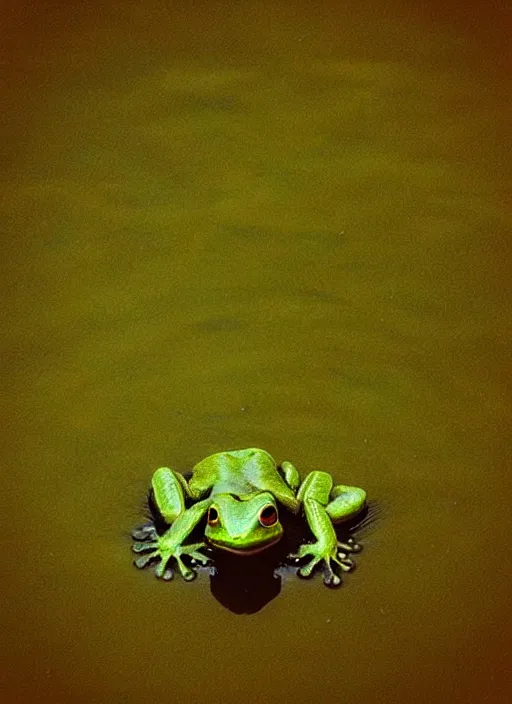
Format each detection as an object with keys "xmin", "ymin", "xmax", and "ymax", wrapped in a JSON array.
[{"xmin": 132, "ymin": 447, "xmax": 366, "ymax": 586}]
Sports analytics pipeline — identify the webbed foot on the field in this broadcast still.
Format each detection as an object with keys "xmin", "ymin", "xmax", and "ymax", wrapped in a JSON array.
[
  {"xmin": 289, "ymin": 540, "xmax": 357, "ymax": 587},
  {"xmin": 132, "ymin": 537, "xmax": 209, "ymax": 581}
]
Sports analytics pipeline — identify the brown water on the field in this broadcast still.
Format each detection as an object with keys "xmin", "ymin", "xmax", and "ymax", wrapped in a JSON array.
[{"xmin": 1, "ymin": 1, "xmax": 511, "ymax": 702}]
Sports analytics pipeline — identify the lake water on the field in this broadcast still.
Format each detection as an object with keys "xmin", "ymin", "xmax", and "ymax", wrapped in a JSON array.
[{"xmin": 1, "ymin": 1, "xmax": 510, "ymax": 702}]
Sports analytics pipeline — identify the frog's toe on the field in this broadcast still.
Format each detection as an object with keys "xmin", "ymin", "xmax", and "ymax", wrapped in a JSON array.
[
  {"xmin": 181, "ymin": 543, "xmax": 209, "ymax": 568},
  {"xmin": 184, "ymin": 541, "xmax": 207, "ymax": 553},
  {"xmin": 160, "ymin": 568, "xmax": 174, "ymax": 581},
  {"xmin": 334, "ymin": 554, "xmax": 354, "ymax": 572},
  {"xmin": 134, "ymin": 552, "xmax": 159, "ymax": 569},
  {"xmin": 337, "ymin": 538, "xmax": 361, "ymax": 553},
  {"xmin": 298, "ymin": 557, "xmax": 320, "ymax": 579},
  {"xmin": 132, "ymin": 541, "xmax": 158, "ymax": 553},
  {"xmin": 322, "ymin": 553, "xmax": 352, "ymax": 586},
  {"xmin": 189, "ymin": 551, "xmax": 209, "ymax": 566},
  {"xmin": 154, "ymin": 553, "xmax": 173, "ymax": 580},
  {"xmin": 175, "ymin": 557, "xmax": 196, "ymax": 582},
  {"xmin": 287, "ymin": 544, "xmax": 311, "ymax": 563},
  {"xmin": 132, "ymin": 523, "xmax": 158, "ymax": 541},
  {"xmin": 323, "ymin": 569, "xmax": 342, "ymax": 588}
]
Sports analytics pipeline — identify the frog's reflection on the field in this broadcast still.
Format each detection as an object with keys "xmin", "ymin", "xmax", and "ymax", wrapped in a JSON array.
[
  {"xmin": 207, "ymin": 545, "xmax": 285, "ymax": 614},
  {"xmin": 186, "ymin": 515, "xmax": 299, "ymax": 613}
]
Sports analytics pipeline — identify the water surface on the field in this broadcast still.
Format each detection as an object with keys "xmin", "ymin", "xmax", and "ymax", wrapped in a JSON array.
[{"xmin": 1, "ymin": 1, "xmax": 510, "ymax": 702}]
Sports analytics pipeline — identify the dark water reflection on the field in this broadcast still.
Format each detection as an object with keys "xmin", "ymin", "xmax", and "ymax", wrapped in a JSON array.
[{"xmin": 1, "ymin": 1, "xmax": 511, "ymax": 703}]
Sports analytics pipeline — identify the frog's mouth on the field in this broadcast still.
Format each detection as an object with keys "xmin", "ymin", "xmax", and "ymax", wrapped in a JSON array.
[{"xmin": 207, "ymin": 534, "xmax": 282, "ymax": 555}]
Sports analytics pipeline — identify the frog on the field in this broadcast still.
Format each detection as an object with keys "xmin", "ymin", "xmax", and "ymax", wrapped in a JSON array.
[{"xmin": 132, "ymin": 447, "xmax": 366, "ymax": 586}]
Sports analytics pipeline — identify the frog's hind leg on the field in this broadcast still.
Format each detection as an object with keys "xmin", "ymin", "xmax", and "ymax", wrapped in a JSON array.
[
  {"xmin": 326, "ymin": 484, "xmax": 367, "ymax": 553},
  {"xmin": 133, "ymin": 468, "xmax": 196, "ymax": 579},
  {"xmin": 151, "ymin": 467, "xmax": 191, "ymax": 525},
  {"xmin": 326, "ymin": 484, "xmax": 367, "ymax": 523}
]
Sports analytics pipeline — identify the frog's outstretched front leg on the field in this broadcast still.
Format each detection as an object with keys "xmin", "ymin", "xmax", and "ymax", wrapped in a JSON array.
[
  {"xmin": 289, "ymin": 471, "xmax": 366, "ymax": 587},
  {"xmin": 133, "ymin": 499, "xmax": 212, "ymax": 580},
  {"xmin": 290, "ymin": 498, "xmax": 356, "ymax": 587},
  {"xmin": 132, "ymin": 467, "xmax": 211, "ymax": 581}
]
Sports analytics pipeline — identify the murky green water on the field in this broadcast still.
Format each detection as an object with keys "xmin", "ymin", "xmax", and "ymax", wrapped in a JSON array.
[{"xmin": 2, "ymin": 1, "xmax": 510, "ymax": 702}]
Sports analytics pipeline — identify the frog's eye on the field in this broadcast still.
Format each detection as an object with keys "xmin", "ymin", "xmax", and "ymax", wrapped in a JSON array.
[
  {"xmin": 259, "ymin": 505, "xmax": 278, "ymax": 527},
  {"xmin": 207, "ymin": 506, "xmax": 220, "ymax": 525}
]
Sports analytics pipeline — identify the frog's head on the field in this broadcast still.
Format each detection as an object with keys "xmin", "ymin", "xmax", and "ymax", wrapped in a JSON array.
[{"xmin": 205, "ymin": 492, "xmax": 283, "ymax": 555}]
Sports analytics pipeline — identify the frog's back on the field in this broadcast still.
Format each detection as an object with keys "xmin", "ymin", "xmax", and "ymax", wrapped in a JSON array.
[
  {"xmin": 190, "ymin": 448, "xmax": 298, "ymax": 511},
  {"xmin": 190, "ymin": 448, "xmax": 276, "ymax": 496}
]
